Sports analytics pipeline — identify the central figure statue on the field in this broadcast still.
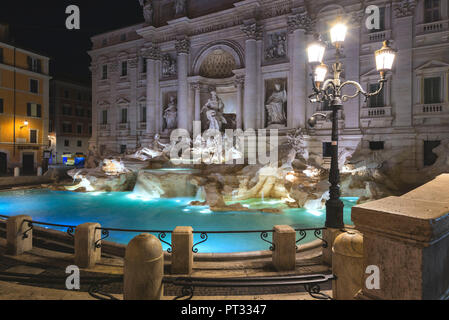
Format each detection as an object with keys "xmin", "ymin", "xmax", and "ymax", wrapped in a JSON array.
[
  {"xmin": 201, "ymin": 90, "xmax": 227, "ymax": 131},
  {"xmin": 266, "ymin": 83, "xmax": 287, "ymax": 125}
]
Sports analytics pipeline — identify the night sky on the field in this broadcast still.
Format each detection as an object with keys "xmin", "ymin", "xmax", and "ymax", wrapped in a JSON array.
[{"xmin": 0, "ymin": 0, "xmax": 143, "ymax": 83}]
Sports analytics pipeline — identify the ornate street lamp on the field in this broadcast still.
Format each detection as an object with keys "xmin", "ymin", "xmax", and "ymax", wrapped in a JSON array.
[{"xmin": 306, "ymin": 20, "xmax": 396, "ymax": 229}]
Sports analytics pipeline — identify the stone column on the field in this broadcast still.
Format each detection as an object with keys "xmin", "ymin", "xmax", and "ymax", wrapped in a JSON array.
[
  {"xmin": 353, "ymin": 174, "xmax": 449, "ymax": 300},
  {"xmin": 242, "ymin": 22, "xmax": 262, "ymax": 130},
  {"xmin": 287, "ymin": 11, "xmax": 314, "ymax": 129},
  {"xmin": 234, "ymin": 76, "xmax": 244, "ymax": 130},
  {"xmin": 75, "ymin": 223, "xmax": 102, "ymax": 268},
  {"xmin": 6, "ymin": 215, "xmax": 32, "ymax": 256},
  {"xmin": 128, "ymin": 57, "xmax": 138, "ymax": 142},
  {"xmin": 89, "ymin": 64, "xmax": 99, "ymax": 149},
  {"xmin": 192, "ymin": 83, "xmax": 201, "ymax": 123},
  {"xmin": 392, "ymin": 3, "xmax": 415, "ymax": 128},
  {"xmin": 272, "ymin": 225, "xmax": 296, "ymax": 271},
  {"xmin": 171, "ymin": 226, "xmax": 193, "ymax": 275},
  {"xmin": 176, "ymin": 38, "xmax": 191, "ymax": 132},
  {"xmin": 143, "ymin": 45, "xmax": 161, "ymax": 138}
]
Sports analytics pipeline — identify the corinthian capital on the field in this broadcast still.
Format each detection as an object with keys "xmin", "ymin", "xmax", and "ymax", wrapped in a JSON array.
[
  {"xmin": 142, "ymin": 44, "xmax": 161, "ymax": 60},
  {"xmin": 287, "ymin": 11, "xmax": 314, "ymax": 33},
  {"xmin": 394, "ymin": 0, "xmax": 417, "ymax": 18},
  {"xmin": 175, "ymin": 38, "xmax": 191, "ymax": 54},
  {"xmin": 241, "ymin": 22, "xmax": 263, "ymax": 40}
]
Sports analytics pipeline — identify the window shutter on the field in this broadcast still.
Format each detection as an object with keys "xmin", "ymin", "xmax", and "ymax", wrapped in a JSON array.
[
  {"xmin": 27, "ymin": 103, "xmax": 31, "ymax": 116},
  {"xmin": 37, "ymin": 104, "xmax": 42, "ymax": 118},
  {"xmin": 37, "ymin": 60, "xmax": 42, "ymax": 73},
  {"xmin": 27, "ymin": 56, "xmax": 32, "ymax": 70}
]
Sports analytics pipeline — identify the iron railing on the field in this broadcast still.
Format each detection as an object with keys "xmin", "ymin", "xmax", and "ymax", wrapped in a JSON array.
[{"xmin": 22, "ymin": 219, "xmax": 76, "ymax": 239}]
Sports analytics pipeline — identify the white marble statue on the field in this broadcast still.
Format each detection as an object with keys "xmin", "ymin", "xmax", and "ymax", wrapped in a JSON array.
[
  {"xmin": 164, "ymin": 96, "xmax": 178, "ymax": 130},
  {"xmin": 266, "ymin": 83, "xmax": 287, "ymax": 125},
  {"xmin": 266, "ymin": 33, "xmax": 287, "ymax": 60},
  {"xmin": 162, "ymin": 54, "xmax": 176, "ymax": 77},
  {"xmin": 139, "ymin": 0, "xmax": 154, "ymax": 24},
  {"xmin": 201, "ymin": 90, "xmax": 227, "ymax": 131}
]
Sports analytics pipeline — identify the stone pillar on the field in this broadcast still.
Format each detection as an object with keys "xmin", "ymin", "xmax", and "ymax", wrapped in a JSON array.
[
  {"xmin": 272, "ymin": 225, "xmax": 296, "ymax": 271},
  {"xmin": 14, "ymin": 167, "xmax": 20, "ymax": 177},
  {"xmin": 353, "ymin": 174, "xmax": 449, "ymax": 300},
  {"xmin": 242, "ymin": 21, "xmax": 262, "ymax": 130},
  {"xmin": 392, "ymin": 5, "xmax": 415, "ymax": 128},
  {"xmin": 75, "ymin": 223, "xmax": 101, "ymax": 268},
  {"xmin": 171, "ymin": 226, "xmax": 193, "ymax": 275},
  {"xmin": 234, "ymin": 76, "xmax": 244, "ymax": 130},
  {"xmin": 6, "ymin": 215, "xmax": 32, "ymax": 256},
  {"xmin": 322, "ymin": 228, "xmax": 346, "ymax": 266},
  {"xmin": 89, "ymin": 63, "xmax": 99, "ymax": 149},
  {"xmin": 332, "ymin": 230, "xmax": 364, "ymax": 300},
  {"xmin": 143, "ymin": 45, "xmax": 160, "ymax": 137},
  {"xmin": 128, "ymin": 57, "xmax": 138, "ymax": 141},
  {"xmin": 37, "ymin": 167, "xmax": 42, "ymax": 176},
  {"xmin": 287, "ymin": 11, "xmax": 314, "ymax": 129},
  {"xmin": 124, "ymin": 233, "xmax": 164, "ymax": 300},
  {"xmin": 176, "ymin": 38, "xmax": 191, "ymax": 132}
]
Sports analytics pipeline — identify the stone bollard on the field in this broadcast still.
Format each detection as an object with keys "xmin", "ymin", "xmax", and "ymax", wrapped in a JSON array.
[
  {"xmin": 322, "ymin": 228, "xmax": 346, "ymax": 266},
  {"xmin": 7, "ymin": 215, "xmax": 33, "ymax": 256},
  {"xmin": 332, "ymin": 230, "xmax": 364, "ymax": 300},
  {"xmin": 272, "ymin": 225, "xmax": 296, "ymax": 271},
  {"xmin": 37, "ymin": 167, "xmax": 43, "ymax": 176},
  {"xmin": 75, "ymin": 223, "xmax": 101, "ymax": 268},
  {"xmin": 171, "ymin": 226, "xmax": 193, "ymax": 275},
  {"xmin": 14, "ymin": 167, "xmax": 20, "ymax": 177},
  {"xmin": 124, "ymin": 233, "xmax": 164, "ymax": 300}
]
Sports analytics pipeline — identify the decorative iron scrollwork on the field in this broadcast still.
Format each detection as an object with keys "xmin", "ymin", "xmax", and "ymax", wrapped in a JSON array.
[
  {"xmin": 295, "ymin": 230, "xmax": 307, "ymax": 250},
  {"xmin": 67, "ymin": 226, "xmax": 75, "ymax": 238},
  {"xmin": 303, "ymin": 283, "xmax": 333, "ymax": 300},
  {"xmin": 22, "ymin": 221, "xmax": 33, "ymax": 240},
  {"xmin": 95, "ymin": 229, "xmax": 110, "ymax": 249},
  {"xmin": 158, "ymin": 232, "xmax": 172, "ymax": 253},
  {"xmin": 192, "ymin": 233, "xmax": 208, "ymax": 253},
  {"xmin": 314, "ymin": 229, "xmax": 328, "ymax": 248},
  {"xmin": 260, "ymin": 232, "xmax": 275, "ymax": 251}
]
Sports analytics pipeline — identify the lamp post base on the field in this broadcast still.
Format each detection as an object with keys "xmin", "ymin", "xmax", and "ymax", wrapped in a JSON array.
[{"xmin": 325, "ymin": 198, "xmax": 345, "ymax": 229}]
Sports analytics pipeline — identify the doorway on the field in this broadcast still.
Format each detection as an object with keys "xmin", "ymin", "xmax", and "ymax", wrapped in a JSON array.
[
  {"xmin": 0, "ymin": 152, "xmax": 7, "ymax": 175},
  {"xmin": 22, "ymin": 153, "xmax": 35, "ymax": 175}
]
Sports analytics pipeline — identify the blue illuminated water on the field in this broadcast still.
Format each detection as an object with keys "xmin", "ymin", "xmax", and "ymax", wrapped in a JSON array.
[{"xmin": 0, "ymin": 189, "xmax": 357, "ymax": 253}]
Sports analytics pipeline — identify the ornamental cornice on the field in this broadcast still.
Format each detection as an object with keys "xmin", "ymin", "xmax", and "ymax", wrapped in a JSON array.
[{"xmin": 394, "ymin": 0, "xmax": 417, "ymax": 18}]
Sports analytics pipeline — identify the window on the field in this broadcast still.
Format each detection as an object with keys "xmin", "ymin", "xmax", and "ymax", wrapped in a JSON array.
[
  {"xmin": 121, "ymin": 61, "xmax": 128, "ymax": 77},
  {"xmin": 89, "ymin": 126, "xmax": 92, "ymax": 135},
  {"xmin": 64, "ymin": 90, "xmax": 69, "ymax": 99},
  {"xmin": 27, "ymin": 103, "xmax": 42, "ymax": 117},
  {"xmin": 30, "ymin": 79, "xmax": 39, "ymax": 93},
  {"xmin": 368, "ymin": 83, "xmax": 385, "ymax": 108},
  {"xmin": 121, "ymin": 108, "xmax": 128, "ymax": 123},
  {"xmin": 78, "ymin": 92, "xmax": 82, "ymax": 100},
  {"xmin": 369, "ymin": 141, "xmax": 385, "ymax": 150},
  {"xmin": 0, "ymin": 98, "xmax": 3, "ymax": 113},
  {"xmin": 87, "ymin": 110, "xmax": 92, "ymax": 118},
  {"xmin": 142, "ymin": 58, "xmax": 147, "ymax": 73},
  {"xmin": 323, "ymin": 142, "xmax": 332, "ymax": 157},
  {"xmin": 77, "ymin": 140, "xmax": 82, "ymax": 147},
  {"xmin": 141, "ymin": 106, "xmax": 147, "ymax": 122},
  {"xmin": 27, "ymin": 56, "xmax": 42, "ymax": 73},
  {"xmin": 29, "ymin": 130, "xmax": 37, "ymax": 144},
  {"xmin": 424, "ymin": 140, "xmax": 441, "ymax": 166},
  {"xmin": 424, "ymin": 77, "xmax": 441, "ymax": 104},
  {"xmin": 425, "ymin": 0, "xmax": 440, "ymax": 23},
  {"xmin": 0, "ymin": 48, "xmax": 3, "ymax": 63},
  {"xmin": 75, "ymin": 107, "xmax": 84, "ymax": 117},
  {"xmin": 120, "ymin": 145, "xmax": 127, "ymax": 154},
  {"xmin": 62, "ymin": 105, "xmax": 72, "ymax": 116},
  {"xmin": 62, "ymin": 123, "xmax": 72, "ymax": 133},
  {"xmin": 102, "ymin": 65, "xmax": 108, "ymax": 80},
  {"xmin": 49, "ymin": 120, "xmax": 54, "ymax": 132},
  {"xmin": 64, "ymin": 140, "xmax": 70, "ymax": 147},
  {"xmin": 77, "ymin": 125, "xmax": 83, "ymax": 134},
  {"xmin": 102, "ymin": 110, "xmax": 108, "ymax": 125}
]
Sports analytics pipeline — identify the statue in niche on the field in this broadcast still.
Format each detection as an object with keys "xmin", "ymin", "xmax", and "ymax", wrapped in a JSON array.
[
  {"xmin": 162, "ymin": 54, "xmax": 177, "ymax": 77},
  {"xmin": 201, "ymin": 90, "xmax": 227, "ymax": 131},
  {"xmin": 163, "ymin": 96, "xmax": 178, "ymax": 130},
  {"xmin": 174, "ymin": 0, "xmax": 187, "ymax": 16},
  {"xmin": 266, "ymin": 83, "xmax": 287, "ymax": 125},
  {"xmin": 139, "ymin": 0, "xmax": 154, "ymax": 24},
  {"xmin": 266, "ymin": 33, "xmax": 287, "ymax": 60}
]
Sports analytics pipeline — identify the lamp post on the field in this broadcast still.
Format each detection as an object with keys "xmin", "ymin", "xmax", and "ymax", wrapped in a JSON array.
[{"xmin": 306, "ymin": 19, "xmax": 396, "ymax": 229}]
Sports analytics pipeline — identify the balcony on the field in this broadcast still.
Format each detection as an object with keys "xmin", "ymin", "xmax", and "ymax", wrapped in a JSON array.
[
  {"xmin": 363, "ymin": 30, "xmax": 391, "ymax": 44},
  {"xmin": 360, "ymin": 106, "xmax": 393, "ymax": 128},
  {"xmin": 414, "ymin": 103, "xmax": 449, "ymax": 125},
  {"xmin": 416, "ymin": 20, "xmax": 449, "ymax": 35},
  {"xmin": 98, "ymin": 124, "xmax": 111, "ymax": 137},
  {"xmin": 138, "ymin": 122, "xmax": 147, "ymax": 130}
]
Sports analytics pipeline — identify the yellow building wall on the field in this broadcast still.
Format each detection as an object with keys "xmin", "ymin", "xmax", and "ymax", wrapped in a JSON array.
[{"xmin": 0, "ymin": 43, "xmax": 49, "ymax": 172}]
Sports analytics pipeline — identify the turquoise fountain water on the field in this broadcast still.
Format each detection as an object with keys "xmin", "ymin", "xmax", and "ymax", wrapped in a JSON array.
[{"xmin": 0, "ymin": 189, "xmax": 357, "ymax": 253}]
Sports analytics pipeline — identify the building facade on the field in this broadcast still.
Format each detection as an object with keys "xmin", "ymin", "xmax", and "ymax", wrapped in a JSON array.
[
  {"xmin": 49, "ymin": 79, "xmax": 92, "ymax": 164},
  {"xmin": 89, "ymin": 0, "xmax": 449, "ymax": 178},
  {"xmin": 0, "ymin": 28, "xmax": 51, "ymax": 175}
]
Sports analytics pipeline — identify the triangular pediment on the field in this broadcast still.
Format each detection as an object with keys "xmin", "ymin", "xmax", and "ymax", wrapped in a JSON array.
[
  {"xmin": 137, "ymin": 96, "xmax": 146, "ymax": 102},
  {"xmin": 415, "ymin": 60, "xmax": 449, "ymax": 71},
  {"xmin": 116, "ymin": 97, "xmax": 130, "ymax": 105},
  {"xmin": 98, "ymin": 100, "xmax": 110, "ymax": 106}
]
